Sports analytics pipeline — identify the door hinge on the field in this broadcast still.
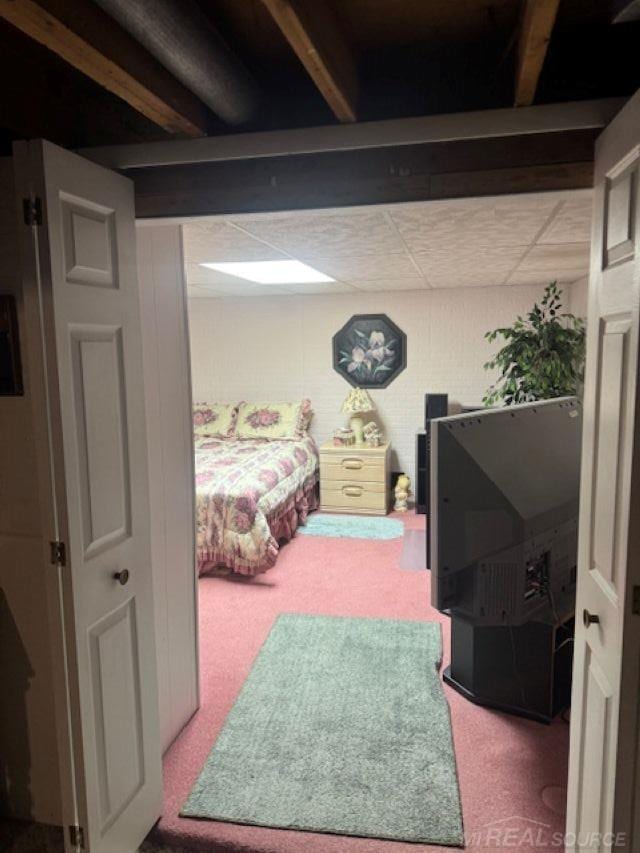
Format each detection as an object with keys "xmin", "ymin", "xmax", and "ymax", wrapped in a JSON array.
[
  {"xmin": 23, "ymin": 196, "xmax": 43, "ymax": 226},
  {"xmin": 68, "ymin": 824, "xmax": 84, "ymax": 849},
  {"xmin": 50, "ymin": 540, "xmax": 66, "ymax": 567},
  {"xmin": 633, "ymin": 585, "xmax": 640, "ymax": 616}
]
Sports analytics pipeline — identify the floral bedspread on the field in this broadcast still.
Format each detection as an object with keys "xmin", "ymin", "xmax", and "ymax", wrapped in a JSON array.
[{"xmin": 194, "ymin": 436, "xmax": 319, "ymax": 576}]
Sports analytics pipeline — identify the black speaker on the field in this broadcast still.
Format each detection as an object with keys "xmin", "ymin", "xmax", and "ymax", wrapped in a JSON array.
[
  {"xmin": 416, "ymin": 394, "xmax": 449, "ymax": 519},
  {"xmin": 425, "ymin": 393, "xmax": 448, "ymax": 428},
  {"xmin": 415, "ymin": 432, "xmax": 428, "ymax": 514}
]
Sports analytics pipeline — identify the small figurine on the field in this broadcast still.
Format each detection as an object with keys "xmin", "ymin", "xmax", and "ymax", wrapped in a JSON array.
[
  {"xmin": 394, "ymin": 473, "xmax": 411, "ymax": 512},
  {"xmin": 363, "ymin": 420, "xmax": 383, "ymax": 447}
]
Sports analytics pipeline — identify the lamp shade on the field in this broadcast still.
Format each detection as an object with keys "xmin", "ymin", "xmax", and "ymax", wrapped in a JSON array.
[{"xmin": 341, "ymin": 387, "xmax": 375, "ymax": 415}]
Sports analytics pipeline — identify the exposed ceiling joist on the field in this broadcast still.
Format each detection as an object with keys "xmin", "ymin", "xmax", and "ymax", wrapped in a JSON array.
[
  {"xmin": 260, "ymin": 0, "xmax": 358, "ymax": 123},
  {"xmin": 612, "ymin": 0, "xmax": 640, "ymax": 22},
  {"xmin": 0, "ymin": 0, "xmax": 210, "ymax": 136},
  {"xmin": 514, "ymin": 0, "xmax": 561, "ymax": 107}
]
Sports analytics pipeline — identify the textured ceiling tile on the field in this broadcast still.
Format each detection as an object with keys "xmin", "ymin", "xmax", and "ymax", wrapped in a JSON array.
[
  {"xmin": 390, "ymin": 197, "xmax": 559, "ymax": 252},
  {"xmin": 187, "ymin": 285, "xmax": 220, "ymax": 298},
  {"xmin": 427, "ymin": 272, "xmax": 516, "ymax": 289},
  {"xmin": 516, "ymin": 242, "xmax": 590, "ymax": 272},
  {"xmin": 182, "ymin": 221, "xmax": 285, "ymax": 264},
  {"xmin": 237, "ymin": 210, "xmax": 404, "ymax": 257},
  {"xmin": 350, "ymin": 278, "xmax": 430, "ymax": 291},
  {"xmin": 204, "ymin": 282, "xmax": 294, "ymax": 296},
  {"xmin": 185, "ymin": 265, "xmax": 290, "ymax": 295},
  {"xmin": 506, "ymin": 268, "xmax": 588, "ymax": 287},
  {"xmin": 297, "ymin": 252, "xmax": 421, "ymax": 280},
  {"xmin": 537, "ymin": 199, "xmax": 593, "ymax": 244},
  {"xmin": 283, "ymin": 281, "xmax": 357, "ymax": 294},
  {"xmin": 414, "ymin": 244, "xmax": 527, "ymax": 286},
  {"xmin": 185, "ymin": 261, "xmax": 264, "ymax": 287}
]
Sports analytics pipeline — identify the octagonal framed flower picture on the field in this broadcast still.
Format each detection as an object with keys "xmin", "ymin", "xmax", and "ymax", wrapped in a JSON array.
[{"xmin": 333, "ymin": 314, "xmax": 407, "ymax": 388}]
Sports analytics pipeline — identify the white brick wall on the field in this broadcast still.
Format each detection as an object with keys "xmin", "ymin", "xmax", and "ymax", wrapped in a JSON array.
[
  {"xmin": 188, "ymin": 281, "xmax": 584, "ymax": 486},
  {"xmin": 569, "ymin": 275, "xmax": 589, "ymax": 319}
]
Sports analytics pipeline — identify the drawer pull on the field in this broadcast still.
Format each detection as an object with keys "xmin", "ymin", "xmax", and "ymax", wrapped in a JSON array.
[
  {"xmin": 343, "ymin": 485, "xmax": 363, "ymax": 497},
  {"xmin": 342, "ymin": 459, "xmax": 363, "ymax": 469}
]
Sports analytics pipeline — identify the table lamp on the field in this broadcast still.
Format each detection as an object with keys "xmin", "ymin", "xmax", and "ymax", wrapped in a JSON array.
[{"xmin": 341, "ymin": 387, "xmax": 375, "ymax": 444}]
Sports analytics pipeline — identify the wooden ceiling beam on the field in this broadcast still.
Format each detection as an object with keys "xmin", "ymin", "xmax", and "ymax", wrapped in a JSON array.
[
  {"xmin": 127, "ymin": 129, "xmax": 597, "ymax": 218},
  {"xmin": 0, "ymin": 0, "xmax": 211, "ymax": 137},
  {"xmin": 514, "ymin": 0, "xmax": 561, "ymax": 107},
  {"xmin": 260, "ymin": 0, "xmax": 358, "ymax": 123}
]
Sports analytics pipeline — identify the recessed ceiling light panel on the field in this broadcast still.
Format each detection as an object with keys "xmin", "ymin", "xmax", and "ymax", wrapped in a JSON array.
[{"xmin": 199, "ymin": 259, "xmax": 334, "ymax": 284}]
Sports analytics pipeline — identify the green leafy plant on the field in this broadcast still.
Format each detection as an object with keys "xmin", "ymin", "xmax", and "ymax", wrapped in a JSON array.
[{"xmin": 483, "ymin": 281, "xmax": 586, "ymax": 406}]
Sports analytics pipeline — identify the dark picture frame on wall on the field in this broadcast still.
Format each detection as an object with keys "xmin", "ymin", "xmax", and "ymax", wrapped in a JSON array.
[
  {"xmin": 333, "ymin": 313, "xmax": 407, "ymax": 389},
  {"xmin": 0, "ymin": 294, "xmax": 24, "ymax": 396}
]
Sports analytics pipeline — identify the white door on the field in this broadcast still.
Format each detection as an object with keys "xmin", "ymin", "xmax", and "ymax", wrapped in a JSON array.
[
  {"xmin": 14, "ymin": 140, "xmax": 162, "ymax": 853},
  {"xmin": 566, "ymin": 92, "xmax": 640, "ymax": 851}
]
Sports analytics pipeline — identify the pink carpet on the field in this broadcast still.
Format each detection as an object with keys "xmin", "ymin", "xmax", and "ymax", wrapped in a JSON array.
[{"xmin": 151, "ymin": 513, "xmax": 569, "ymax": 852}]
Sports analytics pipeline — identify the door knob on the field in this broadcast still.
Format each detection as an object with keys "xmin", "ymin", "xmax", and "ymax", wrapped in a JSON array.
[
  {"xmin": 583, "ymin": 608, "xmax": 600, "ymax": 628},
  {"xmin": 114, "ymin": 569, "xmax": 130, "ymax": 586}
]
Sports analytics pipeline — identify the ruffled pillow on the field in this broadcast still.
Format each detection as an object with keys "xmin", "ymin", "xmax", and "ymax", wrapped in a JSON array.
[
  {"xmin": 236, "ymin": 400, "xmax": 313, "ymax": 441},
  {"xmin": 296, "ymin": 398, "xmax": 313, "ymax": 437},
  {"xmin": 193, "ymin": 402, "xmax": 239, "ymax": 439}
]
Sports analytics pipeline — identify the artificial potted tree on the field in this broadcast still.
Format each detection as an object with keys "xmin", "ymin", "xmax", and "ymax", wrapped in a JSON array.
[{"xmin": 483, "ymin": 282, "xmax": 586, "ymax": 406}]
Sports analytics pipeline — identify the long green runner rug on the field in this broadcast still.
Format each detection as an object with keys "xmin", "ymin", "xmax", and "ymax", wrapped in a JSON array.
[{"xmin": 182, "ymin": 614, "xmax": 464, "ymax": 846}]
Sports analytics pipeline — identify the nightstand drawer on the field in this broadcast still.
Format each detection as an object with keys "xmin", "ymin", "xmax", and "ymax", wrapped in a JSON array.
[
  {"xmin": 321, "ymin": 455, "xmax": 385, "ymax": 483},
  {"xmin": 320, "ymin": 480, "xmax": 387, "ymax": 512}
]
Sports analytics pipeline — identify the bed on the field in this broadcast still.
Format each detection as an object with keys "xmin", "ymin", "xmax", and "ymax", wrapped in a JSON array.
[{"xmin": 194, "ymin": 435, "xmax": 319, "ymax": 576}]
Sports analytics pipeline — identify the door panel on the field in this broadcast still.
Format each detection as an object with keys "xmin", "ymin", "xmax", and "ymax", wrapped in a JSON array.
[
  {"xmin": 575, "ymin": 650, "xmax": 614, "ymax": 838},
  {"xmin": 604, "ymin": 164, "xmax": 636, "ymax": 267},
  {"xmin": 591, "ymin": 318, "xmax": 630, "ymax": 593},
  {"xmin": 71, "ymin": 326, "xmax": 131, "ymax": 556},
  {"xmin": 566, "ymin": 91, "xmax": 640, "ymax": 853},
  {"xmin": 89, "ymin": 599, "xmax": 144, "ymax": 832},
  {"xmin": 14, "ymin": 139, "xmax": 162, "ymax": 853},
  {"xmin": 61, "ymin": 196, "xmax": 118, "ymax": 289}
]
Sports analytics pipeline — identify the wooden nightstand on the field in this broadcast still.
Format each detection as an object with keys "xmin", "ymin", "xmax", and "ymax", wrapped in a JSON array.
[{"xmin": 319, "ymin": 441, "xmax": 391, "ymax": 515}]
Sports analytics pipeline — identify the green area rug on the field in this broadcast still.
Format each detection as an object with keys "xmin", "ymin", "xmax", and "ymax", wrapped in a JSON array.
[
  {"xmin": 182, "ymin": 614, "xmax": 464, "ymax": 846},
  {"xmin": 298, "ymin": 513, "xmax": 404, "ymax": 540}
]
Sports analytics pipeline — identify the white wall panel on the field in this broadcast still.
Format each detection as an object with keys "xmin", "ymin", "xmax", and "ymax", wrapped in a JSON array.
[{"xmin": 137, "ymin": 224, "xmax": 198, "ymax": 753}]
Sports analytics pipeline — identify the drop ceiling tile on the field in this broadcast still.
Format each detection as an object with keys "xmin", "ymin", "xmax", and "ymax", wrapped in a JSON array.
[
  {"xmin": 182, "ymin": 221, "xmax": 286, "ymax": 264},
  {"xmin": 221, "ymin": 283, "xmax": 294, "ymax": 296},
  {"xmin": 350, "ymin": 278, "xmax": 429, "ymax": 291},
  {"xmin": 187, "ymin": 285, "xmax": 220, "ymax": 298},
  {"xmin": 186, "ymin": 272, "xmax": 292, "ymax": 296},
  {"xmin": 390, "ymin": 197, "xmax": 559, "ymax": 252},
  {"xmin": 237, "ymin": 211, "xmax": 404, "ymax": 257},
  {"xmin": 537, "ymin": 199, "xmax": 593, "ymax": 244},
  {"xmin": 427, "ymin": 273, "xmax": 515, "ymax": 289},
  {"xmin": 516, "ymin": 242, "xmax": 590, "ymax": 272},
  {"xmin": 283, "ymin": 281, "xmax": 357, "ymax": 294},
  {"xmin": 298, "ymin": 252, "xmax": 420, "ymax": 280},
  {"xmin": 185, "ymin": 261, "xmax": 263, "ymax": 287},
  {"xmin": 413, "ymin": 244, "xmax": 527, "ymax": 287},
  {"xmin": 506, "ymin": 268, "xmax": 587, "ymax": 287}
]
